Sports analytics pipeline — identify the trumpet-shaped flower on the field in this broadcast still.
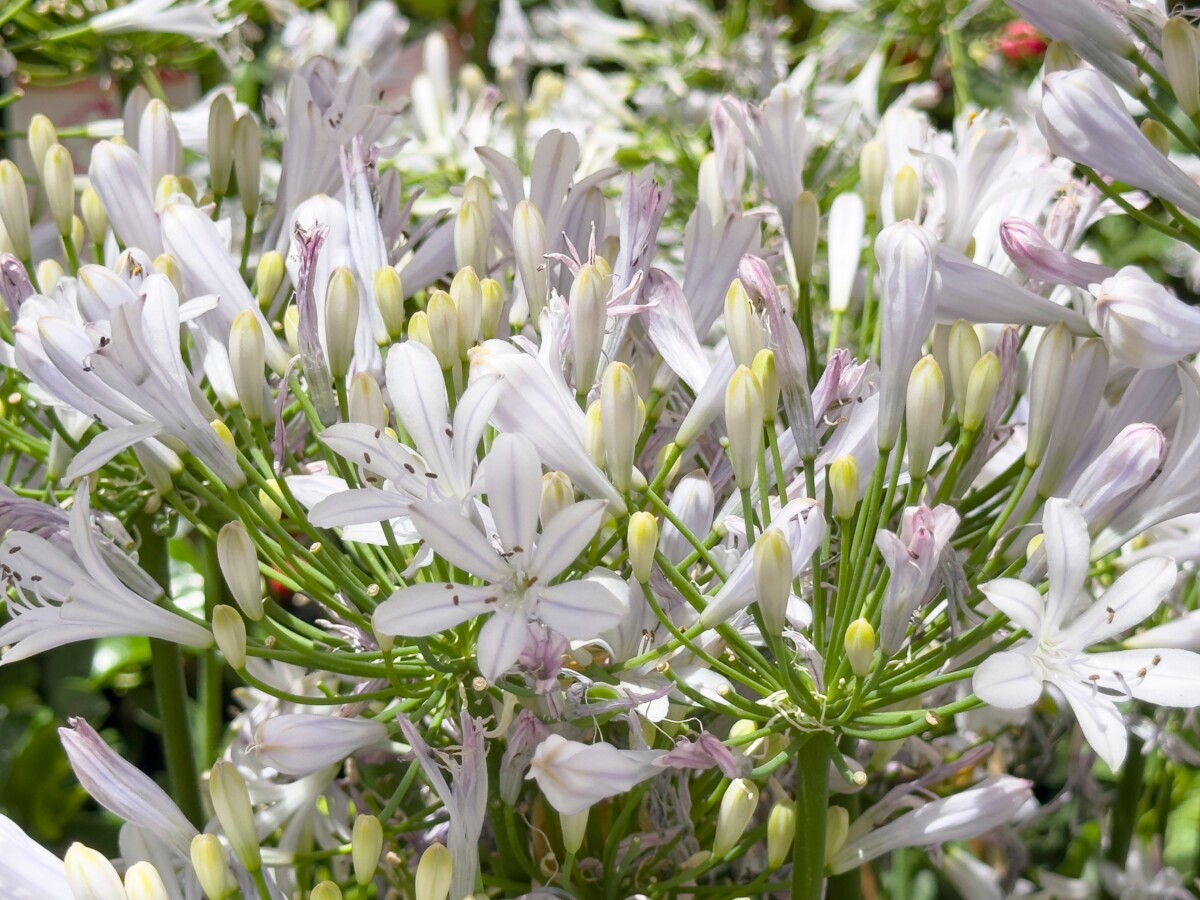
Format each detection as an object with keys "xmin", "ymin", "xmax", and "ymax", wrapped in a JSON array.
[
  {"xmin": 974, "ymin": 499, "xmax": 1200, "ymax": 769},
  {"xmin": 373, "ymin": 433, "xmax": 626, "ymax": 682},
  {"xmin": 1088, "ymin": 267, "xmax": 1200, "ymax": 369},
  {"xmin": 527, "ymin": 734, "xmax": 665, "ymax": 816}
]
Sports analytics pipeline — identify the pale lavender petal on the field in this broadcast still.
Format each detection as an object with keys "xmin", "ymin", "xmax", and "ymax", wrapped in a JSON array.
[
  {"xmin": 373, "ymin": 583, "xmax": 492, "ymax": 636},
  {"xmin": 256, "ymin": 714, "xmax": 389, "ymax": 775},
  {"xmin": 484, "ymin": 433, "xmax": 543, "ymax": 567},
  {"xmin": 476, "ymin": 610, "xmax": 529, "ymax": 683},
  {"xmin": 531, "ymin": 499, "xmax": 607, "ymax": 581},
  {"xmin": 536, "ymin": 579, "xmax": 626, "ymax": 639},
  {"xmin": 1076, "ymin": 649, "xmax": 1200, "ymax": 708},
  {"xmin": 409, "ymin": 500, "xmax": 510, "ymax": 582}
]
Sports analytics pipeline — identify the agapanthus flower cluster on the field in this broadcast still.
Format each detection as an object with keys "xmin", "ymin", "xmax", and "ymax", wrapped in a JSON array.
[{"xmin": 3, "ymin": 1, "xmax": 1200, "ymax": 898}]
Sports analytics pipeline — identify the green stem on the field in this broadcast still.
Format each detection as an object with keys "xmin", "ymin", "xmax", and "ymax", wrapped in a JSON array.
[
  {"xmin": 793, "ymin": 732, "xmax": 833, "ymax": 900},
  {"xmin": 1102, "ymin": 733, "xmax": 1146, "ymax": 900}
]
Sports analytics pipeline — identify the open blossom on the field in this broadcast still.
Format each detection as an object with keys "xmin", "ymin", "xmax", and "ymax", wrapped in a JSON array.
[
  {"xmin": 527, "ymin": 735, "xmax": 665, "ymax": 816},
  {"xmin": 1088, "ymin": 267, "xmax": 1200, "ymax": 369},
  {"xmin": 373, "ymin": 433, "xmax": 626, "ymax": 682},
  {"xmin": 974, "ymin": 499, "xmax": 1200, "ymax": 769}
]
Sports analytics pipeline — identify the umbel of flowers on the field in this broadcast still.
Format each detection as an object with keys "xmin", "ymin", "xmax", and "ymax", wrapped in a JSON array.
[{"xmin": 2, "ymin": 1, "xmax": 1200, "ymax": 898}]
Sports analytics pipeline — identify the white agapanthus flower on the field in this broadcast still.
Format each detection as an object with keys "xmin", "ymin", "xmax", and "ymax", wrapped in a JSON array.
[{"xmin": 973, "ymin": 499, "xmax": 1200, "ymax": 769}]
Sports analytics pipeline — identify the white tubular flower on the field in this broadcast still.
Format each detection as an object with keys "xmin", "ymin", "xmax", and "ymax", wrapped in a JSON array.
[
  {"xmin": 64, "ymin": 843, "xmax": 125, "ymax": 900},
  {"xmin": 1040, "ymin": 70, "xmax": 1200, "ymax": 219},
  {"xmin": 1088, "ymin": 267, "xmax": 1200, "ymax": 369},
  {"xmin": 723, "ymin": 85, "xmax": 807, "ymax": 215},
  {"xmin": 87, "ymin": 141, "xmax": 162, "ymax": 257},
  {"xmin": 255, "ymin": 714, "xmax": 389, "ymax": 775},
  {"xmin": 373, "ymin": 433, "xmax": 625, "ymax": 683},
  {"xmin": 828, "ymin": 776, "xmax": 1032, "ymax": 874},
  {"xmin": 1067, "ymin": 423, "xmax": 1164, "ymax": 534},
  {"xmin": 1000, "ymin": 218, "xmax": 1114, "ymax": 289},
  {"xmin": 828, "ymin": 193, "xmax": 865, "ymax": 313},
  {"xmin": 876, "ymin": 505, "xmax": 959, "ymax": 655},
  {"xmin": 527, "ymin": 735, "xmax": 665, "ymax": 817},
  {"xmin": 0, "ymin": 814, "xmax": 71, "ymax": 899},
  {"xmin": 59, "ymin": 718, "xmax": 198, "ymax": 857},
  {"xmin": 89, "ymin": 0, "xmax": 238, "ymax": 38},
  {"xmin": 974, "ymin": 499, "xmax": 1200, "ymax": 770},
  {"xmin": 660, "ymin": 470, "xmax": 716, "ymax": 565},
  {"xmin": 0, "ymin": 486, "xmax": 213, "ymax": 664}
]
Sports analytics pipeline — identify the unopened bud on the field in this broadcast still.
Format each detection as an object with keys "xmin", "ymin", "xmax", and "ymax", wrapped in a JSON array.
[
  {"xmin": 962, "ymin": 351, "xmax": 1001, "ymax": 434},
  {"xmin": 43, "ymin": 144, "xmax": 75, "ymax": 236},
  {"xmin": 208, "ymin": 93, "xmax": 236, "ymax": 196},
  {"xmin": 28, "ymin": 114, "xmax": 57, "ymax": 181},
  {"xmin": 724, "ymin": 279, "xmax": 765, "ymax": 368},
  {"xmin": 1141, "ymin": 119, "xmax": 1171, "ymax": 157},
  {"xmin": 480, "ymin": 277, "xmax": 504, "ymax": 339},
  {"xmin": 190, "ymin": 834, "xmax": 232, "ymax": 900},
  {"xmin": 752, "ymin": 349, "xmax": 779, "ymax": 422},
  {"xmin": 601, "ymin": 362, "xmax": 639, "ymax": 493},
  {"xmin": 352, "ymin": 814, "xmax": 383, "ymax": 886},
  {"xmin": 789, "ymin": 191, "xmax": 819, "ymax": 283},
  {"xmin": 451, "ymin": 266, "xmax": 483, "ymax": 356},
  {"xmin": 860, "ymin": 140, "xmax": 886, "ymax": 218},
  {"xmin": 375, "ymin": 266, "xmax": 405, "ymax": 340},
  {"xmin": 408, "ymin": 309, "xmax": 433, "ymax": 351},
  {"xmin": 561, "ymin": 808, "xmax": 588, "ymax": 855},
  {"xmin": 230, "ymin": 311, "xmax": 266, "ymax": 420},
  {"xmin": 326, "ymin": 267, "xmax": 360, "ymax": 379},
  {"xmin": 725, "ymin": 366, "xmax": 765, "ymax": 490},
  {"xmin": 754, "ymin": 529, "xmax": 793, "ymax": 635},
  {"xmin": 65, "ymin": 843, "xmax": 124, "ymax": 900},
  {"xmin": 1164, "ymin": 17, "xmax": 1200, "ymax": 117},
  {"xmin": 348, "ymin": 372, "xmax": 388, "ymax": 430},
  {"xmin": 212, "ymin": 604, "xmax": 247, "ymax": 669},
  {"xmin": 628, "ymin": 512, "xmax": 659, "ymax": 583},
  {"xmin": 310, "ymin": 882, "xmax": 342, "ymax": 900},
  {"xmin": 258, "ymin": 480, "xmax": 283, "ymax": 522},
  {"xmin": 0, "ymin": 159, "xmax": 31, "ymax": 260},
  {"xmin": 890, "ymin": 168, "xmax": 921, "ymax": 226},
  {"xmin": 905, "ymin": 356, "xmax": 944, "ymax": 481},
  {"xmin": 540, "ymin": 471, "xmax": 575, "ymax": 525},
  {"xmin": 513, "ymin": 200, "xmax": 549, "ymax": 322},
  {"xmin": 218, "ymin": 521, "xmax": 265, "ymax": 620},
  {"xmin": 139, "ymin": 99, "xmax": 180, "ymax": 186},
  {"xmin": 211, "ymin": 419, "xmax": 236, "ymax": 454},
  {"xmin": 124, "ymin": 861, "xmax": 170, "ymax": 900},
  {"xmin": 415, "ymin": 841, "xmax": 453, "ymax": 900},
  {"xmin": 153, "ymin": 252, "xmax": 183, "ymax": 295},
  {"xmin": 455, "ymin": 176, "xmax": 493, "ymax": 274},
  {"xmin": 37, "ymin": 258, "xmax": 63, "ymax": 294},
  {"xmin": 844, "ymin": 618, "xmax": 876, "ymax": 676},
  {"xmin": 1026, "ymin": 323, "xmax": 1072, "ymax": 468},
  {"xmin": 283, "ymin": 305, "xmax": 301, "ymax": 356},
  {"xmin": 571, "ymin": 263, "xmax": 609, "ymax": 392},
  {"xmin": 1069, "ymin": 422, "xmax": 1166, "ymax": 532},
  {"xmin": 829, "ymin": 455, "xmax": 859, "ymax": 521},
  {"xmin": 767, "ymin": 800, "xmax": 796, "ymax": 870},
  {"xmin": 210, "ymin": 760, "xmax": 261, "ymax": 871},
  {"xmin": 712, "ymin": 778, "xmax": 759, "ymax": 858},
  {"xmin": 946, "ymin": 320, "xmax": 981, "ymax": 422},
  {"xmin": 255, "ymin": 251, "xmax": 285, "ymax": 309},
  {"xmin": 825, "ymin": 805, "xmax": 850, "ymax": 865},
  {"xmin": 232, "ymin": 115, "xmax": 261, "ymax": 217},
  {"xmin": 81, "ymin": 185, "xmax": 108, "ymax": 245},
  {"xmin": 583, "ymin": 400, "xmax": 605, "ymax": 467},
  {"xmin": 1043, "ymin": 40, "xmax": 1079, "ymax": 74},
  {"xmin": 426, "ymin": 290, "xmax": 459, "ymax": 369}
]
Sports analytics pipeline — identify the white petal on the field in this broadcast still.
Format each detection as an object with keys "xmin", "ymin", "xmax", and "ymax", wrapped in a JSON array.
[
  {"xmin": 386, "ymin": 342, "xmax": 458, "ymax": 491},
  {"xmin": 373, "ymin": 583, "xmax": 492, "ymax": 637},
  {"xmin": 979, "ymin": 579, "xmax": 1045, "ymax": 636},
  {"xmin": 308, "ymin": 488, "xmax": 413, "ymax": 528},
  {"xmin": 475, "ymin": 610, "xmax": 529, "ymax": 683},
  {"xmin": 536, "ymin": 579, "xmax": 627, "ymax": 639},
  {"xmin": 65, "ymin": 422, "xmax": 163, "ymax": 481},
  {"xmin": 408, "ymin": 500, "xmax": 509, "ymax": 582},
  {"xmin": 973, "ymin": 650, "xmax": 1043, "ymax": 709},
  {"xmin": 1077, "ymin": 649, "xmax": 1200, "ymax": 707},
  {"xmin": 256, "ymin": 714, "xmax": 388, "ymax": 775},
  {"xmin": 320, "ymin": 423, "xmax": 429, "ymax": 489},
  {"xmin": 531, "ymin": 499, "xmax": 608, "ymax": 580},
  {"xmin": 451, "ymin": 373, "xmax": 501, "ymax": 490},
  {"xmin": 1055, "ymin": 676, "xmax": 1128, "ymax": 770},
  {"xmin": 1041, "ymin": 498, "xmax": 1092, "ymax": 634},
  {"xmin": 528, "ymin": 734, "xmax": 664, "ymax": 817},
  {"xmin": 286, "ymin": 474, "xmax": 350, "ymax": 509},
  {"xmin": 484, "ymin": 433, "xmax": 542, "ymax": 567},
  {"xmin": 1063, "ymin": 557, "xmax": 1176, "ymax": 648}
]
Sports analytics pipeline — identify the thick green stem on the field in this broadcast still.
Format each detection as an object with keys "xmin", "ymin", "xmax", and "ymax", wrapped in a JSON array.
[
  {"xmin": 793, "ymin": 732, "xmax": 833, "ymax": 900},
  {"xmin": 1102, "ymin": 733, "xmax": 1146, "ymax": 900}
]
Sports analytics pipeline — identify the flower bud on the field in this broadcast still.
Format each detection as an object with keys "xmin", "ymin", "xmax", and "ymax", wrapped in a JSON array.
[
  {"xmin": 860, "ymin": 140, "xmax": 886, "ymax": 218},
  {"xmin": 348, "ymin": 372, "xmax": 388, "ymax": 430},
  {"xmin": 829, "ymin": 455, "xmax": 860, "ymax": 521},
  {"xmin": 230, "ymin": 311, "xmax": 266, "ymax": 421},
  {"xmin": 905, "ymin": 356, "xmax": 944, "ymax": 481},
  {"xmin": 767, "ymin": 800, "xmax": 796, "ymax": 870},
  {"xmin": 211, "ymin": 419, "xmax": 236, "ymax": 454},
  {"xmin": 725, "ymin": 366, "xmax": 764, "ymax": 491},
  {"xmin": 427, "ymin": 290, "xmax": 459, "ymax": 369},
  {"xmin": 283, "ymin": 305, "xmax": 301, "ymax": 356},
  {"xmin": 124, "ymin": 861, "xmax": 170, "ymax": 900},
  {"xmin": 191, "ymin": 834, "xmax": 232, "ymax": 900},
  {"xmin": 139, "ymin": 99, "xmax": 180, "ymax": 186},
  {"xmin": 1069, "ymin": 422, "xmax": 1165, "ymax": 533},
  {"xmin": 310, "ymin": 882, "xmax": 342, "ymax": 900},
  {"xmin": 325, "ymin": 266, "xmax": 360, "ymax": 380},
  {"xmin": 43, "ymin": 144, "xmax": 75, "ymax": 236},
  {"xmin": 892, "ymin": 165, "xmax": 920, "ymax": 222},
  {"xmin": 152, "ymin": 252, "xmax": 183, "ymax": 295},
  {"xmin": 628, "ymin": 512, "xmax": 659, "ymax": 583},
  {"xmin": 946, "ymin": 320, "xmax": 981, "ymax": 422},
  {"xmin": 1141, "ymin": 119, "xmax": 1171, "ymax": 157},
  {"xmin": 212, "ymin": 604, "xmax": 247, "ymax": 669},
  {"xmin": 1043, "ymin": 40, "xmax": 1079, "ymax": 74},
  {"xmin": 255, "ymin": 251, "xmax": 285, "ymax": 309},
  {"xmin": 28, "ymin": 114, "xmax": 57, "ymax": 182},
  {"xmin": 208, "ymin": 93, "xmax": 236, "ymax": 197},
  {"xmin": 1090, "ymin": 266, "xmax": 1200, "ymax": 369},
  {"xmin": 217, "ymin": 521, "xmax": 264, "ymax": 620},
  {"xmin": 583, "ymin": 400, "xmax": 605, "ymax": 467},
  {"xmin": 352, "ymin": 814, "xmax": 383, "ymax": 886},
  {"xmin": 81, "ymin": 185, "xmax": 108, "ymax": 245},
  {"xmin": 513, "ymin": 200, "xmax": 549, "ymax": 322},
  {"xmin": 37, "ymin": 258, "xmax": 63, "ymax": 295},
  {"xmin": 571, "ymin": 263, "xmax": 610, "ymax": 393},
  {"xmin": 1164, "ymin": 17, "xmax": 1200, "ymax": 117},
  {"xmin": 752, "ymin": 349, "xmax": 779, "ymax": 423},
  {"xmin": 601, "ymin": 362, "xmax": 639, "ymax": 493},
  {"xmin": 209, "ymin": 760, "xmax": 261, "ymax": 871},
  {"xmin": 416, "ymin": 841, "xmax": 453, "ymax": 900},
  {"xmin": 540, "ymin": 471, "xmax": 575, "ymax": 526},
  {"xmin": 0, "ymin": 159, "xmax": 31, "ymax": 260},
  {"xmin": 407, "ymin": 309, "xmax": 432, "ymax": 350},
  {"xmin": 451, "ymin": 265, "xmax": 483, "ymax": 356},
  {"xmin": 154, "ymin": 174, "xmax": 183, "ymax": 212},
  {"xmin": 561, "ymin": 808, "xmax": 588, "ymax": 855},
  {"xmin": 712, "ymin": 778, "xmax": 759, "ymax": 858},
  {"xmin": 789, "ymin": 191, "xmax": 819, "ymax": 283},
  {"xmin": 455, "ymin": 176, "xmax": 493, "ymax": 274},
  {"xmin": 65, "ymin": 843, "xmax": 124, "ymax": 900},
  {"xmin": 480, "ymin": 277, "xmax": 505, "ymax": 339},
  {"xmin": 844, "ymin": 618, "xmax": 876, "ymax": 676},
  {"xmin": 1026, "ymin": 323, "xmax": 1072, "ymax": 468},
  {"xmin": 724, "ymin": 279, "xmax": 765, "ymax": 368},
  {"xmin": 754, "ymin": 529, "xmax": 793, "ymax": 635},
  {"xmin": 375, "ymin": 266, "xmax": 405, "ymax": 340},
  {"xmin": 258, "ymin": 480, "xmax": 283, "ymax": 521},
  {"xmin": 825, "ymin": 805, "xmax": 850, "ymax": 865},
  {"xmin": 962, "ymin": 351, "xmax": 1000, "ymax": 434},
  {"xmin": 233, "ymin": 115, "xmax": 261, "ymax": 218}
]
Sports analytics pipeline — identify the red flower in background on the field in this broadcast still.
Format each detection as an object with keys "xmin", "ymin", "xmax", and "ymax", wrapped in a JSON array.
[{"xmin": 999, "ymin": 20, "xmax": 1048, "ymax": 62}]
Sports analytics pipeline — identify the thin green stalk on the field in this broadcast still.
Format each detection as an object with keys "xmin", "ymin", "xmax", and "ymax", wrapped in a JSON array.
[{"xmin": 793, "ymin": 732, "xmax": 833, "ymax": 900}]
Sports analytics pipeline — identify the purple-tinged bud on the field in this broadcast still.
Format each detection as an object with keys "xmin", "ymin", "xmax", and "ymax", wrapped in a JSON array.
[
  {"xmin": 1068, "ymin": 422, "xmax": 1165, "ymax": 532},
  {"xmin": 1000, "ymin": 218, "xmax": 1114, "ymax": 289}
]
